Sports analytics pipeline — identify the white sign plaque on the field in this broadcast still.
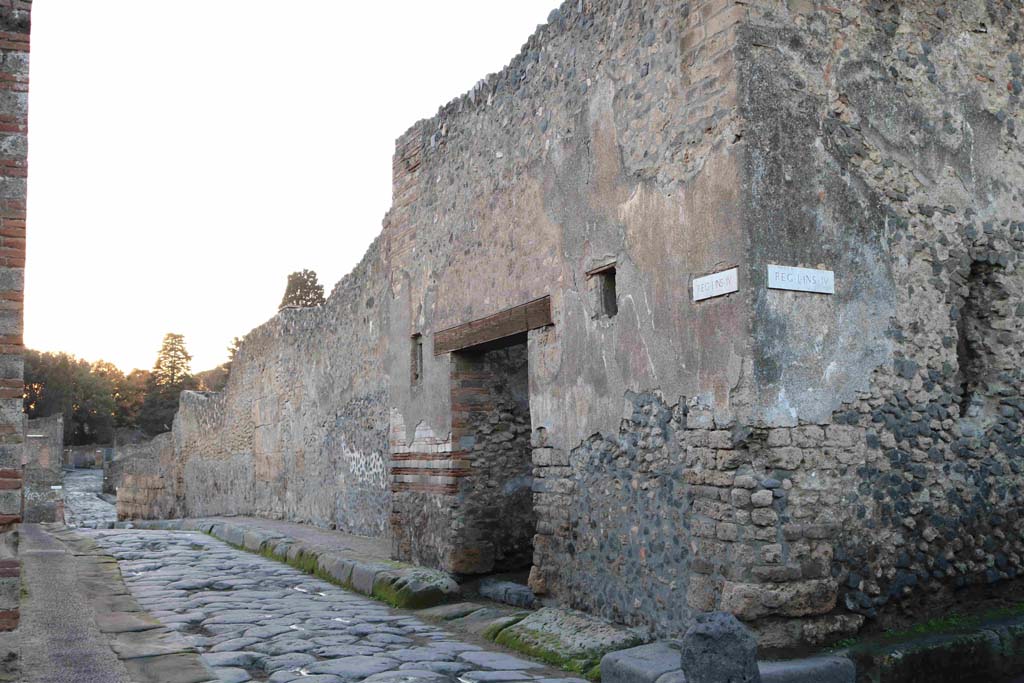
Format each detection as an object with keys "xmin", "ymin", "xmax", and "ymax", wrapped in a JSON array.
[
  {"xmin": 767, "ymin": 265, "xmax": 834, "ymax": 294},
  {"xmin": 693, "ymin": 267, "xmax": 739, "ymax": 302}
]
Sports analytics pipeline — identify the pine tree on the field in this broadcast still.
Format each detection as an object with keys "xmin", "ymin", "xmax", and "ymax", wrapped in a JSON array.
[
  {"xmin": 151, "ymin": 333, "xmax": 192, "ymax": 387},
  {"xmin": 139, "ymin": 333, "xmax": 195, "ymax": 435},
  {"xmin": 279, "ymin": 269, "xmax": 326, "ymax": 310}
]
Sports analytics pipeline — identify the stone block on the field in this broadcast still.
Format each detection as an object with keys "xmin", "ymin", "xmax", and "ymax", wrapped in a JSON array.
[
  {"xmin": 496, "ymin": 608, "xmax": 645, "ymax": 677},
  {"xmin": 319, "ymin": 554, "xmax": 354, "ymax": 585},
  {"xmin": 601, "ymin": 642, "xmax": 681, "ymax": 683},
  {"xmin": 242, "ymin": 529, "xmax": 273, "ymax": 553},
  {"xmin": 372, "ymin": 568, "xmax": 459, "ymax": 609},
  {"xmin": 479, "ymin": 578, "xmax": 537, "ymax": 609},
  {"xmin": 758, "ymin": 656, "xmax": 854, "ymax": 683},
  {"xmin": 217, "ymin": 524, "xmax": 246, "ymax": 549},
  {"xmin": 679, "ymin": 612, "xmax": 760, "ymax": 683},
  {"xmin": 351, "ymin": 562, "xmax": 391, "ymax": 596}
]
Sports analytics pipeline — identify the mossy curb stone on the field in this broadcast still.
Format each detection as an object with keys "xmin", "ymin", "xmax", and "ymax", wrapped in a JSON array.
[
  {"xmin": 373, "ymin": 568, "xmax": 460, "ymax": 609},
  {"xmin": 494, "ymin": 607, "xmax": 645, "ymax": 679}
]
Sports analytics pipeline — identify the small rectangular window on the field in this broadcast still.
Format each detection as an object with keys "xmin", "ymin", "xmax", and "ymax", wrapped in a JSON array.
[
  {"xmin": 411, "ymin": 334, "xmax": 424, "ymax": 385},
  {"xmin": 588, "ymin": 264, "xmax": 618, "ymax": 318}
]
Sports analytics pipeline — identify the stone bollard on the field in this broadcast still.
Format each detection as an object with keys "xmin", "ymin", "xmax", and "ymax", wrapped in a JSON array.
[{"xmin": 679, "ymin": 612, "xmax": 761, "ymax": 683}]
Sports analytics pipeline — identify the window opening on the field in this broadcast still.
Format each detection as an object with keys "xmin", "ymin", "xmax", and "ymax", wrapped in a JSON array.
[{"xmin": 589, "ymin": 264, "xmax": 618, "ymax": 318}]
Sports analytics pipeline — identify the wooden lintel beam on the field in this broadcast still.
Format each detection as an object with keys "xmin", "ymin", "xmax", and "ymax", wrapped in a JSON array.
[{"xmin": 434, "ymin": 296, "xmax": 552, "ymax": 355}]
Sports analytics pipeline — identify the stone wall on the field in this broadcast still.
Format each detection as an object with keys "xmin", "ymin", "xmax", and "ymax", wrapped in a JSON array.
[
  {"xmin": 728, "ymin": 0, "xmax": 1024, "ymax": 648},
  {"xmin": 381, "ymin": 0, "xmax": 1023, "ymax": 649},
  {"xmin": 134, "ymin": 0, "xmax": 1022, "ymax": 649},
  {"xmin": 109, "ymin": 435, "xmax": 181, "ymax": 520},
  {"xmin": 23, "ymin": 415, "xmax": 62, "ymax": 523},
  {"xmin": 0, "ymin": 0, "xmax": 30, "ymax": 633},
  {"xmin": 167, "ymin": 237, "xmax": 391, "ymax": 536}
]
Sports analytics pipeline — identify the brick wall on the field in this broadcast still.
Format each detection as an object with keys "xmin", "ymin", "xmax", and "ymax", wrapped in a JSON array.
[{"xmin": 0, "ymin": 0, "xmax": 29, "ymax": 633}]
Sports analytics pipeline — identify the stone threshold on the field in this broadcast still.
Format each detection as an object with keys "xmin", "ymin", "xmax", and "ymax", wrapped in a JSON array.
[{"xmin": 39, "ymin": 523, "xmax": 218, "ymax": 683}]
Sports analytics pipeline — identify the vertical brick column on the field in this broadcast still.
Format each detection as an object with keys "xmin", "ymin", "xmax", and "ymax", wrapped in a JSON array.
[{"xmin": 0, "ymin": 0, "xmax": 30, "ymax": 633}]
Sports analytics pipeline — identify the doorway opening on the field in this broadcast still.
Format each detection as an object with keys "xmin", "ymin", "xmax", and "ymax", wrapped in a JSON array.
[{"xmin": 449, "ymin": 335, "xmax": 535, "ymax": 575}]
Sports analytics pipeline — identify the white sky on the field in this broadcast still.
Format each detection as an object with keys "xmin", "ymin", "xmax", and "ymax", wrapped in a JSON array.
[{"xmin": 25, "ymin": 0, "xmax": 557, "ymax": 373}]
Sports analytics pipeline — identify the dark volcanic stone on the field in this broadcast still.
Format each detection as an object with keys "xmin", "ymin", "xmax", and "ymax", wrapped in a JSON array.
[{"xmin": 679, "ymin": 612, "xmax": 760, "ymax": 683}]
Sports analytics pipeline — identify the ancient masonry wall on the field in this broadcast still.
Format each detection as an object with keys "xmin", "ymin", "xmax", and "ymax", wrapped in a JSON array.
[
  {"xmin": 382, "ymin": 0, "xmax": 1023, "ymax": 649},
  {"xmin": 0, "ymin": 0, "xmax": 28, "ymax": 633},
  {"xmin": 147, "ymin": 0, "xmax": 1021, "ymax": 650},
  {"xmin": 385, "ymin": 0, "xmax": 750, "ymax": 587},
  {"xmin": 724, "ymin": 0, "xmax": 1024, "ymax": 648},
  {"xmin": 110, "ymin": 435, "xmax": 181, "ymax": 521},
  {"xmin": 23, "ymin": 415, "xmax": 61, "ymax": 523},
  {"xmin": 165, "ymin": 238, "xmax": 392, "ymax": 537}
]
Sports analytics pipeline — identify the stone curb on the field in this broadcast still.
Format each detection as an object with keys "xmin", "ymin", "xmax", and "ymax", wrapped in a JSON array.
[
  {"xmin": 122, "ymin": 518, "xmax": 460, "ymax": 609},
  {"xmin": 600, "ymin": 641, "xmax": 855, "ymax": 683}
]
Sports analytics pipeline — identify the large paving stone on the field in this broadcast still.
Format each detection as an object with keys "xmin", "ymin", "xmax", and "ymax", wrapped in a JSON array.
[
  {"xmin": 417, "ymin": 602, "xmax": 484, "ymax": 621},
  {"xmin": 459, "ymin": 651, "xmax": 544, "ymax": 670},
  {"xmin": 305, "ymin": 655, "xmax": 401, "ymax": 679},
  {"xmin": 201, "ymin": 650, "xmax": 265, "ymax": 668},
  {"xmin": 213, "ymin": 667, "xmax": 251, "ymax": 683},
  {"xmin": 364, "ymin": 670, "xmax": 453, "ymax": 683},
  {"xmin": 95, "ymin": 610, "xmax": 163, "ymax": 634},
  {"xmin": 458, "ymin": 671, "xmax": 537, "ymax": 682},
  {"xmin": 120, "ymin": 652, "xmax": 216, "ymax": 683},
  {"xmin": 109, "ymin": 630, "xmax": 196, "ymax": 659}
]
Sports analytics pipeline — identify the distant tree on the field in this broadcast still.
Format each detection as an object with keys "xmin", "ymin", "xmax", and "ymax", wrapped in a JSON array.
[
  {"xmin": 138, "ymin": 333, "xmax": 196, "ymax": 436},
  {"xmin": 115, "ymin": 369, "xmax": 150, "ymax": 429},
  {"xmin": 23, "ymin": 350, "xmax": 117, "ymax": 444},
  {"xmin": 279, "ymin": 269, "xmax": 326, "ymax": 310},
  {"xmin": 151, "ymin": 333, "xmax": 192, "ymax": 387}
]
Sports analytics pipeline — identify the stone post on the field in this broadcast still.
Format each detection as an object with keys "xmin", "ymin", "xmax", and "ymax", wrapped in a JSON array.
[{"xmin": 679, "ymin": 612, "xmax": 761, "ymax": 683}]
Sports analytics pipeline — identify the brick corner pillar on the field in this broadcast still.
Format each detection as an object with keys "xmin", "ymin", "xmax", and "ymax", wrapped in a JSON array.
[{"xmin": 0, "ymin": 0, "xmax": 31, "ymax": 633}]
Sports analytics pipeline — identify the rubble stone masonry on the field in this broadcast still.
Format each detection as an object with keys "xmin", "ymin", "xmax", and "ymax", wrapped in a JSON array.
[{"xmin": 132, "ymin": 0, "xmax": 1022, "ymax": 648}]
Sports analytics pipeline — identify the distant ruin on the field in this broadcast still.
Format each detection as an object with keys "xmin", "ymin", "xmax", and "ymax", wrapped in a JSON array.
[{"xmin": 116, "ymin": 0, "xmax": 1024, "ymax": 648}]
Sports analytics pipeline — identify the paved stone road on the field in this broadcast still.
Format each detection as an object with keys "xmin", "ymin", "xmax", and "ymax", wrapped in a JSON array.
[
  {"xmin": 83, "ymin": 529, "xmax": 582, "ymax": 683},
  {"xmin": 63, "ymin": 469, "xmax": 118, "ymax": 528}
]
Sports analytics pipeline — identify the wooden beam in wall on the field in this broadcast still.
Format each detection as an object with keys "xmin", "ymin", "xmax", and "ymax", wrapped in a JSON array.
[{"xmin": 434, "ymin": 296, "xmax": 552, "ymax": 355}]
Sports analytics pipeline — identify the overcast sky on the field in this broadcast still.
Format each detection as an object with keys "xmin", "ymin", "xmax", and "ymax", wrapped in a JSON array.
[{"xmin": 25, "ymin": 1, "xmax": 557, "ymax": 373}]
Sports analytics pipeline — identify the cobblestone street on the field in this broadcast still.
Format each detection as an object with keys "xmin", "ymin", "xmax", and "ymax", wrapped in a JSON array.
[
  {"xmin": 59, "ymin": 471, "xmax": 582, "ymax": 683},
  {"xmin": 63, "ymin": 469, "xmax": 117, "ymax": 528}
]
